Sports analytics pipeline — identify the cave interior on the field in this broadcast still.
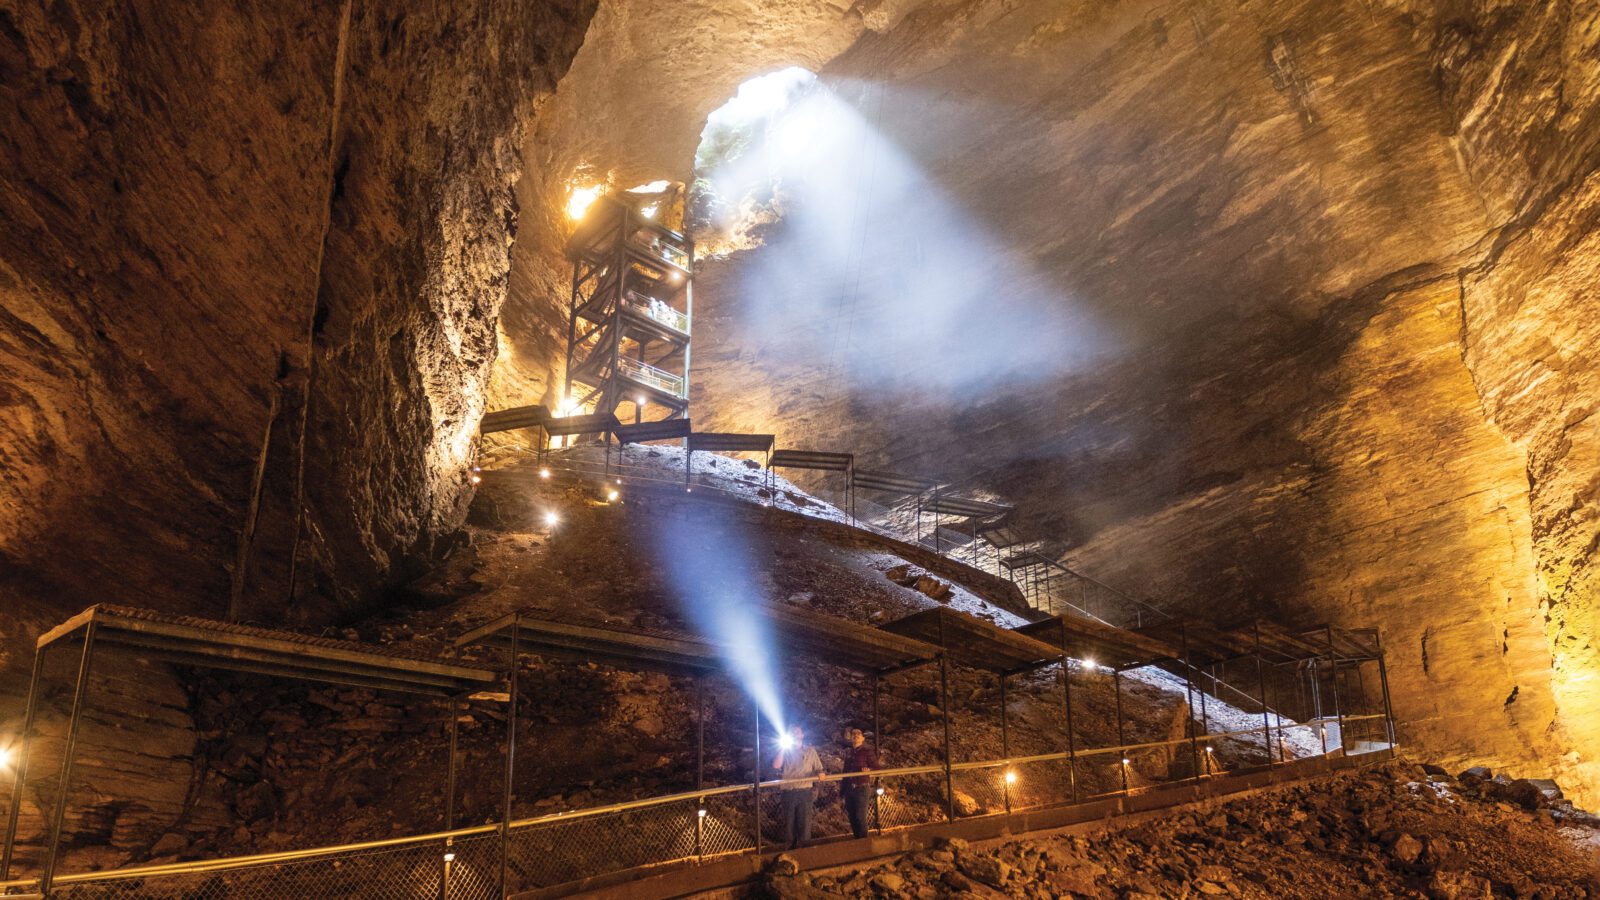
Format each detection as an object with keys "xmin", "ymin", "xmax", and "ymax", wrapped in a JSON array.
[{"xmin": 1, "ymin": 0, "xmax": 1598, "ymax": 894}]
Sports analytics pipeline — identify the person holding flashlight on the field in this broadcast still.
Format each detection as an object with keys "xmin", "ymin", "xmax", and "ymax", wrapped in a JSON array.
[{"xmin": 771, "ymin": 723, "xmax": 824, "ymax": 849}]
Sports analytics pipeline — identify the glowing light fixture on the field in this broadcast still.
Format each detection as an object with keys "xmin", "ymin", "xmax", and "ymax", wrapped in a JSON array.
[
  {"xmin": 470, "ymin": 474, "xmax": 482, "ymax": 485},
  {"xmin": 1121, "ymin": 757, "xmax": 1131, "ymax": 766},
  {"xmin": 566, "ymin": 184, "xmax": 602, "ymax": 221},
  {"xmin": 0, "ymin": 745, "xmax": 12, "ymax": 772},
  {"xmin": 1082, "ymin": 658, "xmax": 1095, "ymax": 670},
  {"xmin": 641, "ymin": 204, "xmax": 659, "ymax": 219},
  {"xmin": 1205, "ymin": 746, "xmax": 1213, "ymax": 753},
  {"xmin": 443, "ymin": 851, "xmax": 457, "ymax": 862},
  {"xmin": 778, "ymin": 733, "xmax": 796, "ymax": 751},
  {"xmin": 1003, "ymin": 769, "xmax": 1017, "ymax": 785},
  {"xmin": 635, "ymin": 395, "xmax": 648, "ymax": 406},
  {"xmin": 697, "ymin": 808, "xmax": 708, "ymax": 818},
  {"xmin": 543, "ymin": 511, "xmax": 560, "ymax": 527},
  {"xmin": 607, "ymin": 489, "xmax": 619, "ymax": 502},
  {"xmin": 875, "ymin": 787, "xmax": 884, "ymax": 796},
  {"xmin": 539, "ymin": 468, "xmax": 551, "ymax": 479}
]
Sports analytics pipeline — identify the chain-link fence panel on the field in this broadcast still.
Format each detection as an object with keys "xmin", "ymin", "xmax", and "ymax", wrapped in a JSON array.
[
  {"xmin": 504, "ymin": 796, "xmax": 705, "ymax": 891},
  {"xmin": 1006, "ymin": 757, "xmax": 1076, "ymax": 812},
  {"xmin": 950, "ymin": 766, "xmax": 1007, "ymax": 818},
  {"xmin": 872, "ymin": 771, "xmax": 947, "ymax": 831},
  {"xmin": 42, "ymin": 832, "xmax": 499, "ymax": 900},
  {"xmin": 698, "ymin": 790, "xmax": 756, "ymax": 858},
  {"xmin": 1340, "ymin": 715, "xmax": 1392, "ymax": 755}
]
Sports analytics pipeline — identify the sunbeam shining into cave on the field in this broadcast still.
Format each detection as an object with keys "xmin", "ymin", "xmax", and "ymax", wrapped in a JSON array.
[
  {"xmin": 645, "ymin": 505, "xmax": 787, "ymax": 735},
  {"xmin": 690, "ymin": 67, "xmax": 1112, "ymax": 399}
]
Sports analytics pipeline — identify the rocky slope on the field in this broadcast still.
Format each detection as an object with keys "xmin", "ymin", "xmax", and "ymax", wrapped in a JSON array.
[
  {"xmin": 758, "ymin": 761, "xmax": 1600, "ymax": 899},
  {"xmin": 1, "ymin": 451, "xmax": 1263, "ymax": 881},
  {"xmin": 495, "ymin": 0, "xmax": 1600, "ymax": 803}
]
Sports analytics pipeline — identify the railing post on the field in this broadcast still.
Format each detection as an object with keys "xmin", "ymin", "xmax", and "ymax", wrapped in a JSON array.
[
  {"xmin": 872, "ymin": 674, "xmax": 882, "ymax": 834},
  {"xmin": 999, "ymin": 673, "xmax": 1011, "ymax": 814},
  {"xmin": 1377, "ymin": 649, "xmax": 1397, "ymax": 747},
  {"xmin": 1325, "ymin": 626, "xmax": 1345, "ymax": 755},
  {"xmin": 752, "ymin": 703, "xmax": 762, "ymax": 857},
  {"xmin": 1252, "ymin": 623, "xmax": 1275, "ymax": 767},
  {"xmin": 1113, "ymin": 668, "xmax": 1128, "ymax": 793},
  {"xmin": 1061, "ymin": 650, "xmax": 1078, "ymax": 804},
  {"xmin": 1, "ymin": 644, "xmax": 47, "ymax": 881},
  {"xmin": 1179, "ymin": 626, "xmax": 1201, "ymax": 782},
  {"xmin": 695, "ymin": 796, "xmax": 704, "ymax": 862},
  {"xmin": 41, "ymin": 621, "xmax": 98, "ymax": 895}
]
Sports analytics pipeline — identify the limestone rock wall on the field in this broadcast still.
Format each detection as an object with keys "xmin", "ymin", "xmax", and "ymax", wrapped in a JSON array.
[
  {"xmin": 0, "ymin": 0, "xmax": 593, "ymax": 859},
  {"xmin": 498, "ymin": 1, "xmax": 1600, "ymax": 799},
  {"xmin": 0, "ymin": 0, "xmax": 593, "ymax": 627}
]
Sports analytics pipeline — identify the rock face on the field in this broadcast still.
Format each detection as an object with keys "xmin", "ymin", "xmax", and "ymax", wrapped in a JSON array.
[
  {"xmin": 0, "ymin": 0, "xmax": 594, "ymax": 867},
  {"xmin": 1, "ymin": 0, "xmax": 1597, "ymax": 858},
  {"xmin": 682, "ymin": 1, "xmax": 1600, "ymax": 799},
  {"xmin": 0, "ymin": 0, "xmax": 593, "ymax": 629},
  {"xmin": 760, "ymin": 762, "xmax": 1600, "ymax": 899},
  {"xmin": 490, "ymin": 0, "xmax": 1600, "ymax": 803}
]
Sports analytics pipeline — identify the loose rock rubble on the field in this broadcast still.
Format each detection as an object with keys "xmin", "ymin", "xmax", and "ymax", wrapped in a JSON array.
[{"xmin": 758, "ymin": 762, "xmax": 1600, "ymax": 898}]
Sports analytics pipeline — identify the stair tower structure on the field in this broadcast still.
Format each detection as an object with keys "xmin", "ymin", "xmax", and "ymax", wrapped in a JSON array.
[{"xmin": 563, "ymin": 194, "xmax": 693, "ymax": 423}]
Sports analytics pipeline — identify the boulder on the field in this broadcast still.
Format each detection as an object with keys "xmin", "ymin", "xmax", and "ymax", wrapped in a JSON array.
[
  {"xmin": 1390, "ymin": 833, "xmax": 1423, "ymax": 865},
  {"xmin": 870, "ymin": 872, "xmax": 906, "ymax": 893},
  {"xmin": 1427, "ymin": 870, "xmax": 1492, "ymax": 899},
  {"xmin": 951, "ymin": 790, "xmax": 982, "ymax": 817},
  {"xmin": 957, "ymin": 853, "xmax": 1011, "ymax": 888},
  {"xmin": 1505, "ymin": 778, "xmax": 1563, "ymax": 810},
  {"xmin": 914, "ymin": 575, "xmax": 953, "ymax": 601}
]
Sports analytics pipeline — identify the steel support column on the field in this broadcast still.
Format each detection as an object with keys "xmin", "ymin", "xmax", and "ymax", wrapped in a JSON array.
[
  {"xmin": 1, "ymin": 645, "xmax": 47, "ymax": 881},
  {"xmin": 999, "ymin": 674, "xmax": 1010, "ymax": 813},
  {"xmin": 445, "ymin": 694, "xmax": 461, "ymax": 830},
  {"xmin": 753, "ymin": 703, "xmax": 763, "ymax": 856},
  {"xmin": 695, "ymin": 677, "xmax": 706, "ymax": 790},
  {"xmin": 1377, "ymin": 651, "xmax": 1397, "ymax": 746},
  {"xmin": 1061, "ymin": 653, "xmax": 1078, "ymax": 803},
  {"xmin": 1253, "ymin": 624, "xmax": 1274, "ymax": 766},
  {"xmin": 40, "ymin": 622, "xmax": 98, "ymax": 895},
  {"xmin": 938, "ymin": 657, "xmax": 954, "ymax": 823},
  {"xmin": 499, "ymin": 617, "xmax": 521, "ymax": 896},
  {"xmin": 1325, "ymin": 626, "xmax": 1345, "ymax": 755},
  {"xmin": 1179, "ymin": 626, "xmax": 1202, "ymax": 781}
]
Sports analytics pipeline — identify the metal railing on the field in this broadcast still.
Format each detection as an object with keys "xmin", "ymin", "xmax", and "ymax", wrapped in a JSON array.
[
  {"xmin": 616, "ymin": 357, "xmax": 685, "ymax": 398},
  {"xmin": 2, "ymin": 715, "xmax": 1392, "ymax": 898},
  {"xmin": 622, "ymin": 290, "xmax": 690, "ymax": 334},
  {"xmin": 628, "ymin": 234, "xmax": 691, "ymax": 272}
]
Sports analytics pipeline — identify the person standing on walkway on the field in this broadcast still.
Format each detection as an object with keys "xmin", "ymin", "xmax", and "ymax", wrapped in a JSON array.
[
  {"xmin": 840, "ymin": 727, "xmax": 878, "ymax": 839},
  {"xmin": 772, "ymin": 723, "xmax": 825, "ymax": 849}
]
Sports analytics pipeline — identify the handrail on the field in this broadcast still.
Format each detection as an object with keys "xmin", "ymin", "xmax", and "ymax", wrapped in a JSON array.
[
  {"xmin": 617, "ymin": 356, "xmax": 685, "ymax": 397},
  {"xmin": 622, "ymin": 290, "xmax": 690, "ymax": 334},
  {"xmin": 0, "ymin": 714, "xmax": 1393, "ymax": 894}
]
